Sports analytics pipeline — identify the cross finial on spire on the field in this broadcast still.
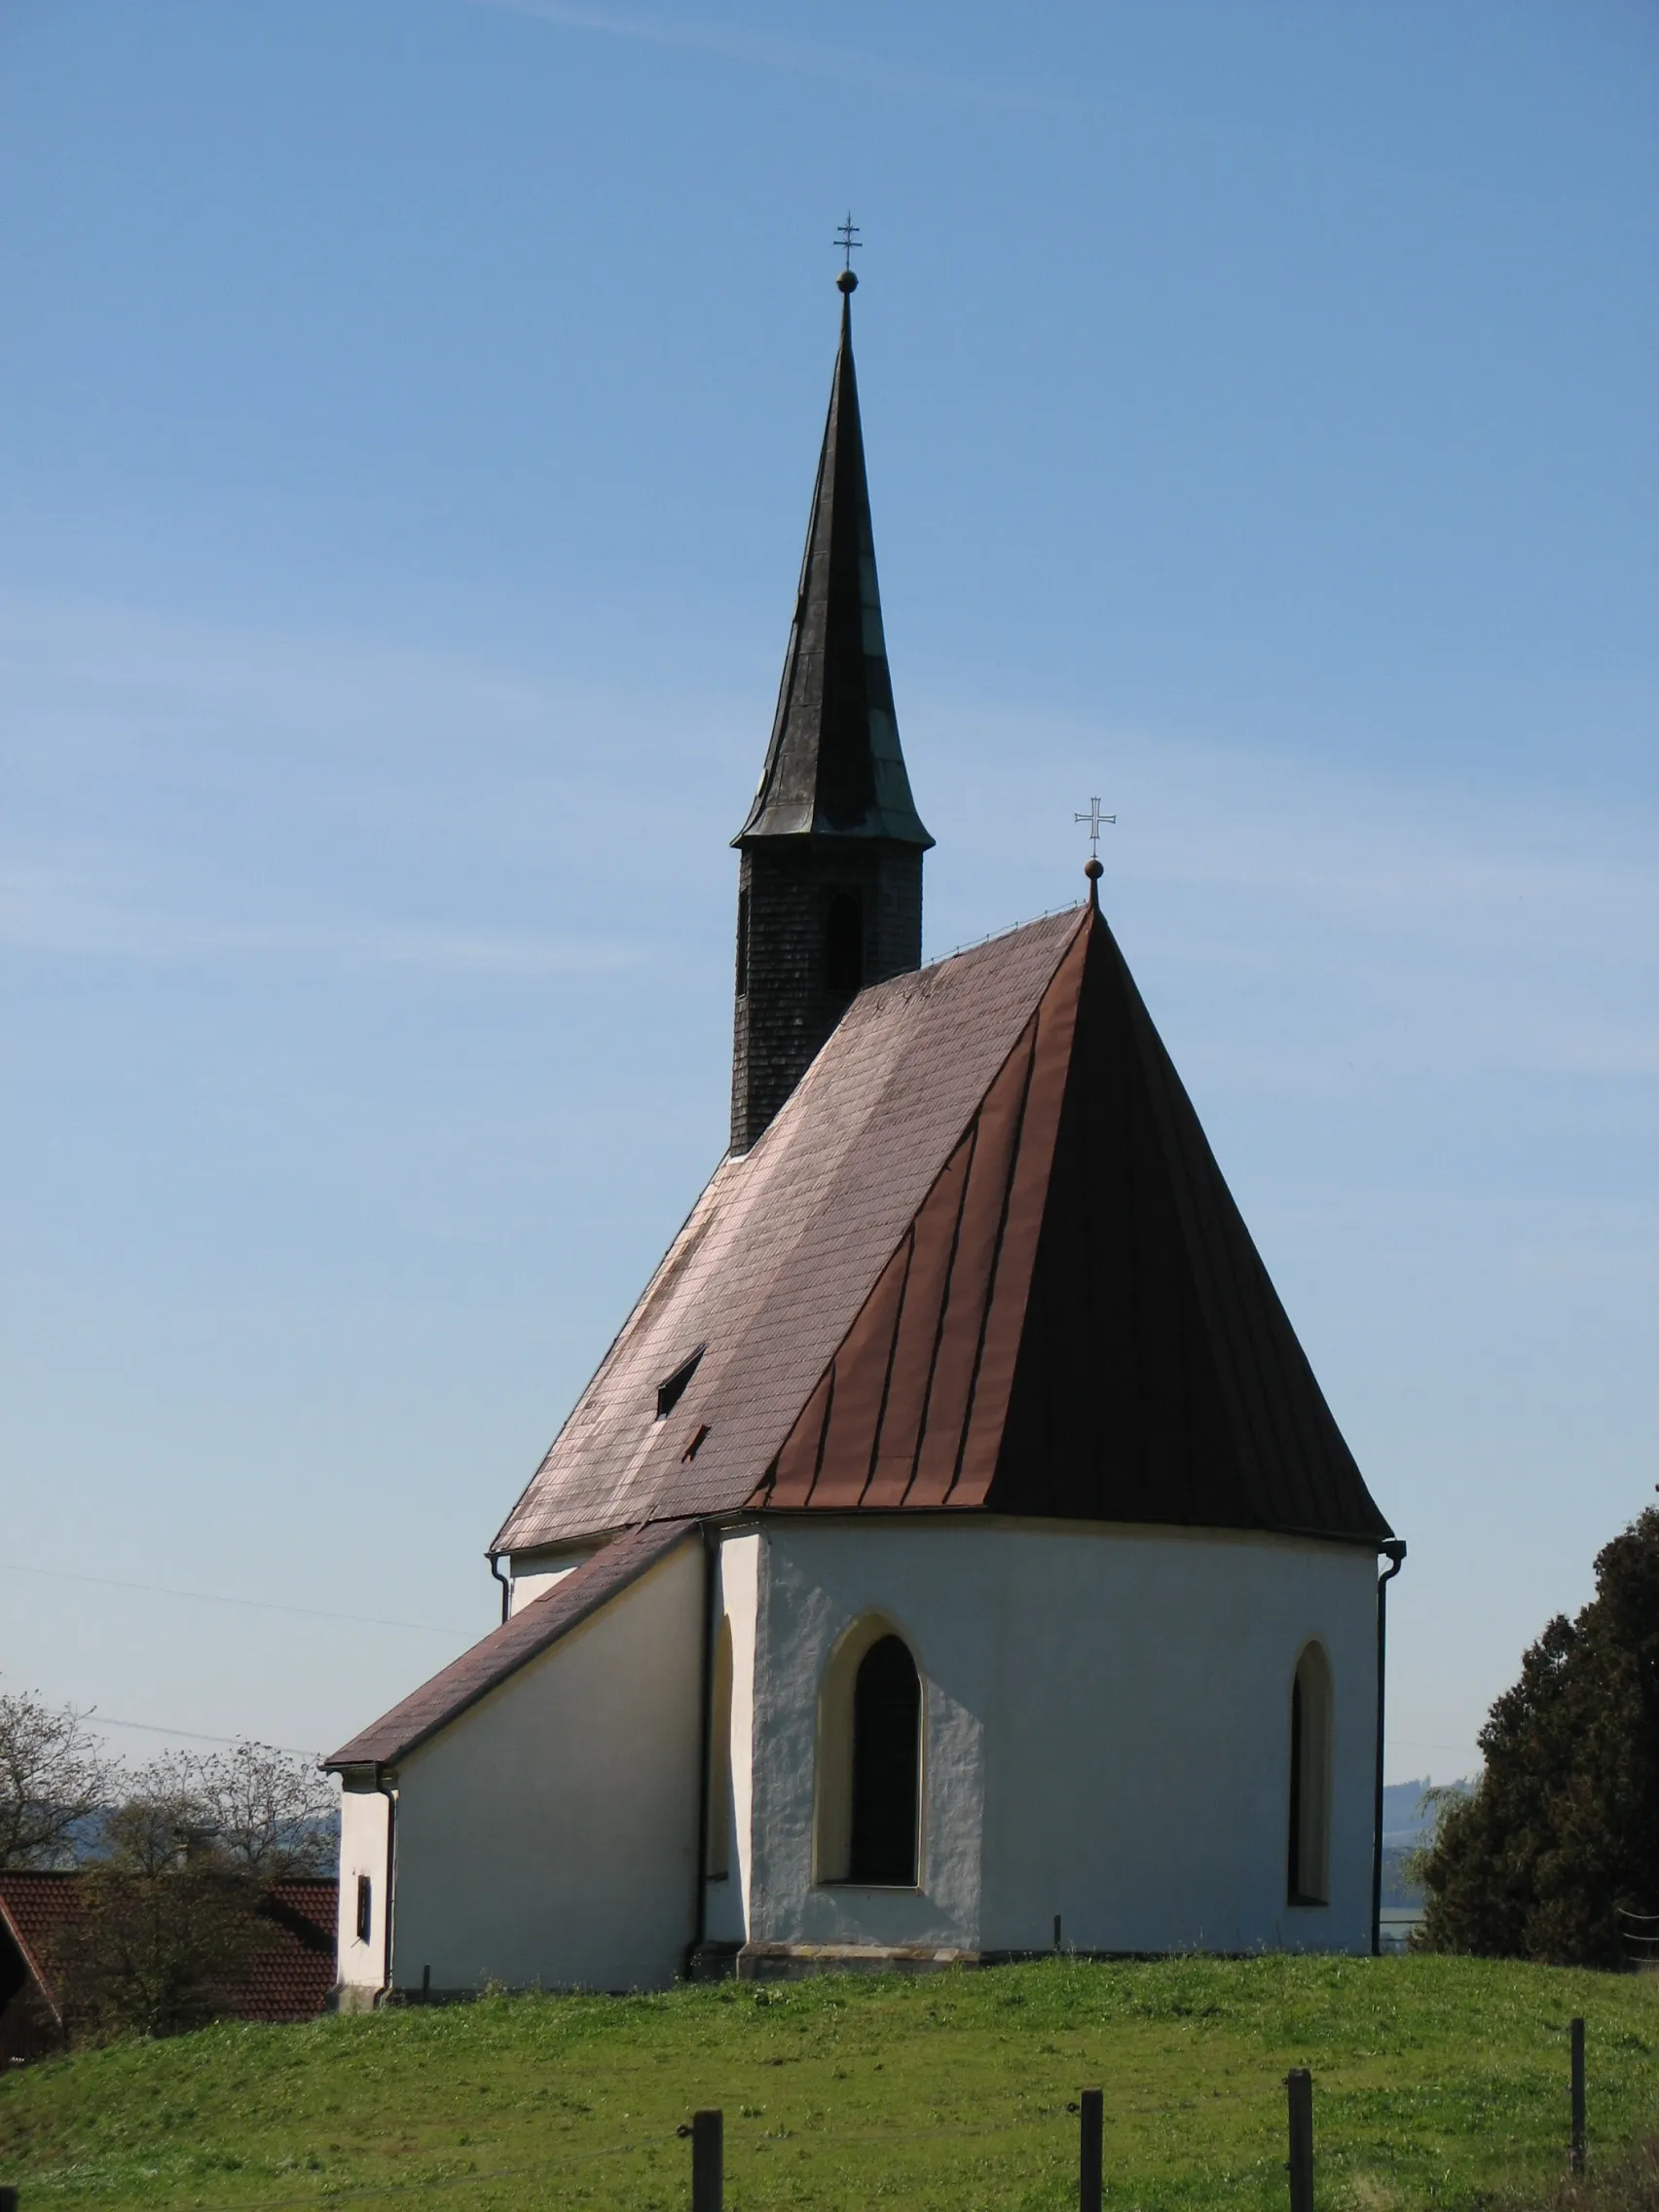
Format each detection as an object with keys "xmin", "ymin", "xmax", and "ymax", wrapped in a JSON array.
[
  {"xmin": 1074, "ymin": 795, "xmax": 1116, "ymax": 909},
  {"xmin": 1074, "ymin": 795, "xmax": 1116, "ymax": 859},
  {"xmin": 834, "ymin": 213, "xmax": 861, "ymax": 293}
]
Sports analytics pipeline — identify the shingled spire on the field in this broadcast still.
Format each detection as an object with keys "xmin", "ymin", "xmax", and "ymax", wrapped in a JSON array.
[{"xmin": 730, "ymin": 265, "xmax": 933, "ymax": 1156}]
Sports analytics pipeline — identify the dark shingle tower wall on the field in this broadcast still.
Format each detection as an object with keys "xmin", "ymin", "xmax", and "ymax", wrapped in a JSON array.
[{"xmin": 730, "ymin": 274, "xmax": 932, "ymax": 1156}]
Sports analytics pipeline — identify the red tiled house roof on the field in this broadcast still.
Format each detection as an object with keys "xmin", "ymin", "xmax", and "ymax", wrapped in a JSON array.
[{"xmin": 0, "ymin": 1870, "xmax": 337, "ymax": 2053}]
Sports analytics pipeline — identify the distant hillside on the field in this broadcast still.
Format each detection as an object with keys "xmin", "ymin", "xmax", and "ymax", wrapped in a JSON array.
[{"xmin": 1382, "ymin": 1776, "xmax": 1475, "ymax": 1907}]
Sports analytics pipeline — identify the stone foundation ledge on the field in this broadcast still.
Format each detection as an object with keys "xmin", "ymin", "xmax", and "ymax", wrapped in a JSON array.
[{"xmin": 735, "ymin": 1942, "xmax": 980, "ymax": 1981}]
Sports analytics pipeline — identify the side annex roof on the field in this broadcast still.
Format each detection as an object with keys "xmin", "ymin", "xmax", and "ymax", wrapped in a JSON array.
[{"xmin": 325, "ymin": 1521, "xmax": 696, "ymax": 1772}]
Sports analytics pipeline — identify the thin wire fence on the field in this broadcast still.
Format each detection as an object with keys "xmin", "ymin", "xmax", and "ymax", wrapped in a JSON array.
[
  {"xmin": 1617, "ymin": 1906, "xmax": 1659, "ymax": 1968},
  {"xmin": 0, "ymin": 2014, "xmax": 1604, "ymax": 2212}
]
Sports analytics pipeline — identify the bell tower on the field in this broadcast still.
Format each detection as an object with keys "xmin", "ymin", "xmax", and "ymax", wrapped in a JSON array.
[{"xmin": 729, "ymin": 261, "xmax": 933, "ymax": 1155}]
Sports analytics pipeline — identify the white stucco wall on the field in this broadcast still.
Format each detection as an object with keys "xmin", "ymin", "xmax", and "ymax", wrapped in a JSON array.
[
  {"xmin": 704, "ymin": 1532, "xmax": 759, "ymax": 1945},
  {"xmin": 336, "ymin": 1781, "xmax": 391, "ymax": 1995},
  {"xmin": 746, "ymin": 1518, "xmax": 1381, "ymax": 1958},
  {"xmin": 389, "ymin": 1535, "xmax": 705, "ymax": 1992},
  {"xmin": 506, "ymin": 1544, "xmax": 602, "ymax": 1615}
]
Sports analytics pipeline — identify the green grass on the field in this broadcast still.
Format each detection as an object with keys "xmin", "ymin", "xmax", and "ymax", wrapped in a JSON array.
[{"xmin": 1, "ymin": 1957, "xmax": 1654, "ymax": 2211}]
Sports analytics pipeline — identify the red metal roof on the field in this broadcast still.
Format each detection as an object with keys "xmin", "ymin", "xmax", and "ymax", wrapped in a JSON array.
[
  {"xmin": 494, "ymin": 903, "xmax": 1389, "ymax": 1551},
  {"xmin": 766, "ymin": 908, "xmax": 1391, "ymax": 1543}
]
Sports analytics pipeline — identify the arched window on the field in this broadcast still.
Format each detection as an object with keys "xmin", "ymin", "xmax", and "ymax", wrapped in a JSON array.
[
  {"xmin": 814, "ymin": 1617, "xmax": 923, "ymax": 1888},
  {"xmin": 849, "ymin": 1637, "xmax": 921, "ymax": 1884},
  {"xmin": 1287, "ymin": 1642, "xmax": 1333, "ymax": 1906},
  {"xmin": 705, "ymin": 1615, "xmax": 733, "ymax": 1882},
  {"xmin": 825, "ymin": 891, "xmax": 864, "ymax": 997}
]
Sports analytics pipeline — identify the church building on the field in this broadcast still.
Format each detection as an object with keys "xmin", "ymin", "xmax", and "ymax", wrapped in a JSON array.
[{"xmin": 327, "ymin": 269, "xmax": 1403, "ymax": 1997}]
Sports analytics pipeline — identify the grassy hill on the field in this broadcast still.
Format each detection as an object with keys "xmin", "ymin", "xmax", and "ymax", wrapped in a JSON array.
[{"xmin": 1, "ymin": 1956, "xmax": 1654, "ymax": 2211}]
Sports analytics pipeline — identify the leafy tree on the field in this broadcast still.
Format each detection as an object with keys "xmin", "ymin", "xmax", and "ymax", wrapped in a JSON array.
[
  {"xmin": 1417, "ymin": 1505, "xmax": 1659, "ymax": 1966},
  {"xmin": 0, "ymin": 1685, "xmax": 114, "ymax": 1868},
  {"xmin": 49, "ymin": 1788, "xmax": 261, "ymax": 2041},
  {"xmin": 46, "ymin": 1742, "xmax": 337, "ymax": 2042}
]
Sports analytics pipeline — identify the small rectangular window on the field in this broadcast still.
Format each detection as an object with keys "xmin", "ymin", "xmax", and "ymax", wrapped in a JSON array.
[{"xmin": 355, "ymin": 1872, "xmax": 373, "ymax": 1945}]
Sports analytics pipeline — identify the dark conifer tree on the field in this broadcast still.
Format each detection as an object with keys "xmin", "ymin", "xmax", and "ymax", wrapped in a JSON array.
[{"xmin": 1417, "ymin": 1506, "xmax": 1659, "ymax": 1966}]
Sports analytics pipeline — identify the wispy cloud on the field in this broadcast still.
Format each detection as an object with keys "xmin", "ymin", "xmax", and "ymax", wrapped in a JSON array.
[
  {"xmin": 0, "ymin": 867, "xmax": 637, "ymax": 977},
  {"xmin": 464, "ymin": 0, "xmax": 1090, "ymax": 116},
  {"xmin": 916, "ymin": 695, "xmax": 1658, "ymax": 1088}
]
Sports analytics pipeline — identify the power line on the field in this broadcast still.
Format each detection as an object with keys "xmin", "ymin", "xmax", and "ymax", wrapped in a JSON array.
[
  {"xmin": 0, "ymin": 1560, "xmax": 463, "ymax": 1636},
  {"xmin": 92, "ymin": 1714, "xmax": 323, "ymax": 1758}
]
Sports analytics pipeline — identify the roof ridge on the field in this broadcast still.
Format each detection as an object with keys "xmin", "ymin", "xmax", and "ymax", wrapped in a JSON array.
[{"xmin": 927, "ymin": 899, "xmax": 1089, "ymax": 967}]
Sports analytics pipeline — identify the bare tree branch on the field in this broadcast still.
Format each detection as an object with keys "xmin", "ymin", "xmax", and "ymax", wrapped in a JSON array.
[{"xmin": 0, "ymin": 1687, "xmax": 115, "ymax": 1869}]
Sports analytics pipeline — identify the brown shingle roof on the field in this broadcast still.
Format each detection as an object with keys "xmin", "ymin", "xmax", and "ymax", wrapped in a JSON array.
[
  {"xmin": 325, "ymin": 1520, "xmax": 696, "ymax": 1770},
  {"xmin": 493, "ymin": 908, "xmax": 1087, "ymax": 1552},
  {"xmin": 495, "ymin": 903, "xmax": 1389, "ymax": 1552}
]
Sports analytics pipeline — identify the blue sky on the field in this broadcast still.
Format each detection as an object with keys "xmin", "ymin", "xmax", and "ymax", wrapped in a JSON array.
[{"xmin": 1, "ymin": 0, "xmax": 1653, "ymax": 1784}]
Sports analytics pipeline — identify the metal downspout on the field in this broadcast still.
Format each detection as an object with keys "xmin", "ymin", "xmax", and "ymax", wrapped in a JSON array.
[
  {"xmin": 1371, "ymin": 1539, "xmax": 1407, "ymax": 1956},
  {"xmin": 489, "ymin": 1552, "xmax": 510, "ymax": 1624},
  {"xmin": 688, "ymin": 1522, "xmax": 719, "ymax": 1977},
  {"xmin": 375, "ymin": 1769, "xmax": 398, "ymax": 2002}
]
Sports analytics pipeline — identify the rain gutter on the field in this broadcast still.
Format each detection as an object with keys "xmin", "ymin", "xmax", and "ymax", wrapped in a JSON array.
[{"xmin": 1371, "ymin": 1539, "xmax": 1408, "ymax": 1957}]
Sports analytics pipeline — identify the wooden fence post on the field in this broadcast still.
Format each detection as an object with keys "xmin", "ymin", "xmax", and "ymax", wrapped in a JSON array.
[
  {"xmin": 691, "ymin": 2108, "xmax": 723, "ymax": 2212},
  {"xmin": 1569, "ymin": 2018, "xmax": 1586, "ymax": 2176},
  {"xmin": 0, "ymin": 2183, "xmax": 19, "ymax": 2212},
  {"xmin": 1287, "ymin": 2068, "xmax": 1314, "ymax": 2212},
  {"xmin": 1079, "ymin": 2087, "xmax": 1103, "ymax": 2212}
]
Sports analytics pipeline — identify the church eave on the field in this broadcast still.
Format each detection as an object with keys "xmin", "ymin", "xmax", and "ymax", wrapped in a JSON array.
[{"xmin": 324, "ymin": 1521, "xmax": 699, "ymax": 1773}]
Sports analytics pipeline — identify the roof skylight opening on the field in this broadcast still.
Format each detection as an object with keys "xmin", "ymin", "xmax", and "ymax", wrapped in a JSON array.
[{"xmin": 655, "ymin": 1346, "xmax": 705, "ymax": 1421}]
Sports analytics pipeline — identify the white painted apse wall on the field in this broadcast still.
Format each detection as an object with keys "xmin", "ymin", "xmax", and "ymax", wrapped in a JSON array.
[
  {"xmin": 745, "ymin": 1518, "xmax": 1379, "ymax": 1959},
  {"xmin": 356, "ymin": 1513, "xmax": 1380, "ymax": 1997}
]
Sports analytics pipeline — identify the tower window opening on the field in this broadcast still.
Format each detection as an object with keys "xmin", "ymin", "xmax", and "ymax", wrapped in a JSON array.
[
  {"xmin": 355, "ymin": 1873, "xmax": 373, "ymax": 1945},
  {"xmin": 735, "ymin": 888, "xmax": 750, "ymax": 998},
  {"xmin": 825, "ymin": 891, "xmax": 864, "ymax": 996},
  {"xmin": 1286, "ymin": 1642, "xmax": 1333, "ymax": 1906},
  {"xmin": 655, "ymin": 1346, "xmax": 705, "ymax": 1421},
  {"xmin": 848, "ymin": 1634, "xmax": 920, "ymax": 1885}
]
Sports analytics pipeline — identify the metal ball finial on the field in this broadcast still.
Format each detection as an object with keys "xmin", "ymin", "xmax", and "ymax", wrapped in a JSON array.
[
  {"xmin": 836, "ymin": 267, "xmax": 858, "ymax": 294},
  {"xmin": 1085, "ymin": 858, "xmax": 1103, "ymax": 883}
]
